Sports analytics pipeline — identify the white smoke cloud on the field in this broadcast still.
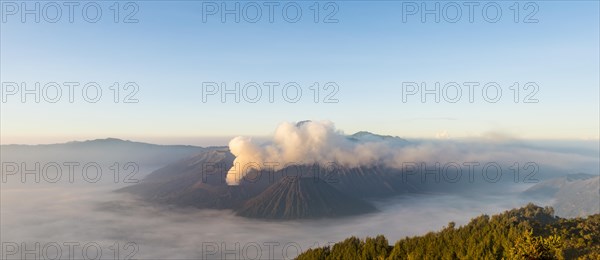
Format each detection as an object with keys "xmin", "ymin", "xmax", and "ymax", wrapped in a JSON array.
[
  {"xmin": 226, "ymin": 121, "xmax": 599, "ymax": 185},
  {"xmin": 227, "ymin": 121, "xmax": 394, "ymax": 185}
]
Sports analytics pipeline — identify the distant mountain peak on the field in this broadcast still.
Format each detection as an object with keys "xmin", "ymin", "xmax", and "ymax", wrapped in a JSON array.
[
  {"xmin": 349, "ymin": 131, "xmax": 407, "ymax": 143},
  {"xmin": 296, "ymin": 120, "xmax": 312, "ymax": 127},
  {"xmin": 66, "ymin": 138, "xmax": 129, "ymax": 144},
  {"xmin": 100, "ymin": 137, "xmax": 127, "ymax": 142},
  {"xmin": 565, "ymin": 173, "xmax": 597, "ymax": 181}
]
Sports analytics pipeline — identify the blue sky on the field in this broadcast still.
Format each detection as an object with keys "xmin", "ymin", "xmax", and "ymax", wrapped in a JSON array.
[{"xmin": 1, "ymin": 1, "xmax": 599, "ymax": 145}]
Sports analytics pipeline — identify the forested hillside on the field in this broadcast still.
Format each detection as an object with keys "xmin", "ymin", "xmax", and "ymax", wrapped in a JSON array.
[{"xmin": 296, "ymin": 204, "xmax": 600, "ymax": 259}]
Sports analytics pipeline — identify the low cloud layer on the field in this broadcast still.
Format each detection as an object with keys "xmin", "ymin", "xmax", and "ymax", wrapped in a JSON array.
[{"xmin": 1, "ymin": 183, "xmax": 550, "ymax": 259}]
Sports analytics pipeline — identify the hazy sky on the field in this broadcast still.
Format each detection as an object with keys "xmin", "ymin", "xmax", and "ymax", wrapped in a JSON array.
[{"xmin": 1, "ymin": 1, "xmax": 599, "ymax": 145}]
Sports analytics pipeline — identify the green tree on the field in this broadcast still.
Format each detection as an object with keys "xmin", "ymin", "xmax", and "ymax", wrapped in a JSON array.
[{"xmin": 510, "ymin": 230, "xmax": 563, "ymax": 260}]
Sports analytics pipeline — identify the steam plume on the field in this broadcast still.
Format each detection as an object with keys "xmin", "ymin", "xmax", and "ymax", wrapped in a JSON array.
[{"xmin": 225, "ymin": 121, "xmax": 598, "ymax": 185}]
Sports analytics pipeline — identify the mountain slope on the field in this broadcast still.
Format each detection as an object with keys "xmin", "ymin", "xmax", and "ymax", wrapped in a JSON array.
[
  {"xmin": 553, "ymin": 176, "xmax": 600, "ymax": 218},
  {"xmin": 117, "ymin": 147, "xmax": 251, "ymax": 209},
  {"xmin": 523, "ymin": 173, "xmax": 596, "ymax": 197},
  {"xmin": 237, "ymin": 177, "xmax": 376, "ymax": 219},
  {"xmin": 523, "ymin": 173, "xmax": 600, "ymax": 218}
]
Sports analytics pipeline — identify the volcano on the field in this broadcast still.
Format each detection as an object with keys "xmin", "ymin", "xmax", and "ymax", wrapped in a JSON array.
[{"xmin": 236, "ymin": 177, "xmax": 376, "ymax": 219}]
